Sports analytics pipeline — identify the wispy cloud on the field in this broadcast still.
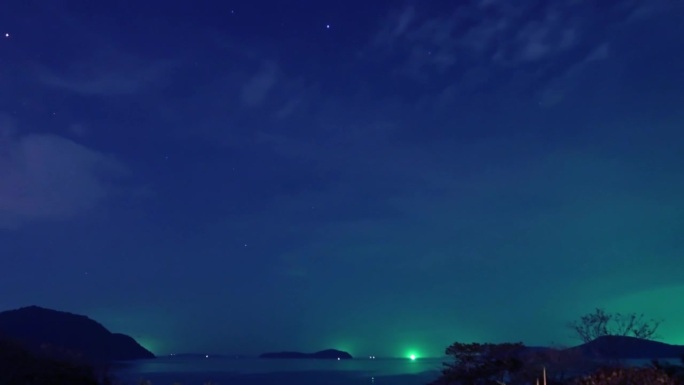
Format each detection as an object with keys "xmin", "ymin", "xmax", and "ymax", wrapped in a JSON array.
[
  {"xmin": 369, "ymin": 1, "xmax": 662, "ymax": 82},
  {"xmin": 36, "ymin": 49, "xmax": 176, "ymax": 96},
  {"xmin": 0, "ymin": 116, "xmax": 127, "ymax": 228},
  {"xmin": 241, "ymin": 61, "xmax": 279, "ymax": 107}
]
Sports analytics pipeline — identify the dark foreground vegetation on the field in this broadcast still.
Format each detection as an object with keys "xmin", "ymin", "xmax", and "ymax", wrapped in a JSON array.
[
  {"xmin": 0, "ymin": 336, "xmax": 109, "ymax": 385},
  {"xmin": 431, "ymin": 309, "xmax": 682, "ymax": 385},
  {"xmin": 430, "ymin": 341, "xmax": 684, "ymax": 384}
]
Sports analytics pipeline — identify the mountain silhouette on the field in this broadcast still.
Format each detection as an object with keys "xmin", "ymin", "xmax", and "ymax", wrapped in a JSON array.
[
  {"xmin": 569, "ymin": 335, "xmax": 684, "ymax": 359},
  {"xmin": 0, "ymin": 306, "xmax": 154, "ymax": 362}
]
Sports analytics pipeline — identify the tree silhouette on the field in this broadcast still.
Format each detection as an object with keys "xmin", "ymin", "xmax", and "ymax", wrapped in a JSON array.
[
  {"xmin": 568, "ymin": 308, "xmax": 661, "ymax": 343},
  {"xmin": 431, "ymin": 342, "xmax": 525, "ymax": 385}
]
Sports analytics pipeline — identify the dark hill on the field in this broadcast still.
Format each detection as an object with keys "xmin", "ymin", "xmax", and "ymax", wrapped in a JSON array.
[
  {"xmin": 569, "ymin": 335, "xmax": 684, "ymax": 359},
  {"xmin": 260, "ymin": 349, "xmax": 352, "ymax": 359},
  {"xmin": 0, "ymin": 306, "xmax": 154, "ymax": 362}
]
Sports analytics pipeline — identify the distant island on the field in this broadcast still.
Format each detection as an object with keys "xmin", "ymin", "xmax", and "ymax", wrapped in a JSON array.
[
  {"xmin": 260, "ymin": 349, "xmax": 353, "ymax": 359},
  {"xmin": 0, "ymin": 305, "xmax": 155, "ymax": 362}
]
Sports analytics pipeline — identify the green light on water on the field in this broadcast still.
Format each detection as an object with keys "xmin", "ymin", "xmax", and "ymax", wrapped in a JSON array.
[{"xmin": 410, "ymin": 354, "xmax": 416, "ymax": 361}]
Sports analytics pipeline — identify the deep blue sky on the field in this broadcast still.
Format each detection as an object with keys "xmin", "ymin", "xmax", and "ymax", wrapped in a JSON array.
[{"xmin": 1, "ymin": 0, "xmax": 683, "ymax": 358}]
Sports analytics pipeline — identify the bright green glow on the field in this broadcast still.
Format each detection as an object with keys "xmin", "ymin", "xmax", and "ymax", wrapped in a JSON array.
[
  {"xmin": 404, "ymin": 348, "xmax": 420, "ymax": 360},
  {"xmin": 88, "ymin": 308, "xmax": 168, "ymax": 355},
  {"xmin": 135, "ymin": 337, "xmax": 161, "ymax": 355},
  {"xmin": 326, "ymin": 337, "xmax": 358, "ymax": 357},
  {"xmin": 604, "ymin": 284, "xmax": 684, "ymax": 345}
]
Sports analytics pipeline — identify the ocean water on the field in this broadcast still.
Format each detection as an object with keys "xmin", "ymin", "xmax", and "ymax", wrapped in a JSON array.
[{"xmin": 111, "ymin": 357, "xmax": 444, "ymax": 385}]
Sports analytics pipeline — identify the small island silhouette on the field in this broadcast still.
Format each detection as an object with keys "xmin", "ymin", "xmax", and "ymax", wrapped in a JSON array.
[{"xmin": 259, "ymin": 349, "xmax": 352, "ymax": 359}]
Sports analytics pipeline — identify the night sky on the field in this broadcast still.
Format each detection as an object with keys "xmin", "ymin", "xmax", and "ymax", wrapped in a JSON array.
[{"xmin": 1, "ymin": 0, "xmax": 683, "ymax": 358}]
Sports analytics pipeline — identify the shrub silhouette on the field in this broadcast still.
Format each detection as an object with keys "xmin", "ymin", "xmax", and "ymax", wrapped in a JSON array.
[
  {"xmin": 571, "ymin": 366, "xmax": 682, "ymax": 385},
  {"xmin": 0, "ymin": 336, "xmax": 104, "ymax": 385}
]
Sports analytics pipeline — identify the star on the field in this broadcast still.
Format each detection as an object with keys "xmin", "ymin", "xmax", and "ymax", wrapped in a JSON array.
[{"xmin": 4, "ymin": 33, "xmax": 9, "ymax": 38}]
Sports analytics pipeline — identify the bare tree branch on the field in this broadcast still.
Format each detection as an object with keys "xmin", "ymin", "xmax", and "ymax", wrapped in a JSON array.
[{"xmin": 568, "ymin": 308, "xmax": 662, "ymax": 342}]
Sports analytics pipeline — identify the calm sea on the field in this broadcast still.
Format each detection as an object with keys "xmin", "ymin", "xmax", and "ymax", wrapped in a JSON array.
[{"xmin": 111, "ymin": 357, "xmax": 444, "ymax": 385}]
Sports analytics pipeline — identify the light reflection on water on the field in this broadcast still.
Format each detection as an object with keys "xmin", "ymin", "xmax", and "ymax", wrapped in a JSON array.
[{"xmin": 113, "ymin": 357, "xmax": 444, "ymax": 385}]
